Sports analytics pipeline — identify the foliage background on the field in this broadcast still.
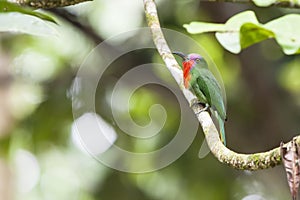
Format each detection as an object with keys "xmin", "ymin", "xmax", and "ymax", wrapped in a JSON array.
[{"xmin": 0, "ymin": 0, "xmax": 300, "ymax": 199}]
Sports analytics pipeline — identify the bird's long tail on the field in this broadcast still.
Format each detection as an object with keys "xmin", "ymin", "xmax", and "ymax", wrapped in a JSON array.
[{"xmin": 215, "ymin": 111, "xmax": 226, "ymax": 145}]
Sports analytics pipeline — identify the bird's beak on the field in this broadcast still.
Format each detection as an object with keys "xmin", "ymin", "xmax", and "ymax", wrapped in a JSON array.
[{"xmin": 172, "ymin": 51, "xmax": 186, "ymax": 60}]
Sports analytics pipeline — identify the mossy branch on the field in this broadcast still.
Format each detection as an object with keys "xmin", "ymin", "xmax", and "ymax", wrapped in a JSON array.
[
  {"xmin": 143, "ymin": 0, "xmax": 300, "ymax": 170},
  {"xmin": 201, "ymin": 0, "xmax": 300, "ymax": 8},
  {"xmin": 10, "ymin": 0, "xmax": 92, "ymax": 9},
  {"xmin": 11, "ymin": 0, "xmax": 300, "ymax": 9}
]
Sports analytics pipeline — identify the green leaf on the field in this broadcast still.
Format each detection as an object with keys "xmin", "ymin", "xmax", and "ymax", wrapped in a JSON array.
[
  {"xmin": 184, "ymin": 10, "xmax": 300, "ymax": 55},
  {"xmin": 215, "ymin": 11, "xmax": 259, "ymax": 53},
  {"xmin": 223, "ymin": 10, "xmax": 259, "ymax": 29},
  {"xmin": 184, "ymin": 11, "xmax": 259, "ymax": 53},
  {"xmin": 240, "ymin": 23, "xmax": 274, "ymax": 49},
  {"xmin": 0, "ymin": 1, "xmax": 56, "ymax": 23},
  {"xmin": 183, "ymin": 22, "xmax": 225, "ymax": 34},
  {"xmin": 252, "ymin": 0, "xmax": 276, "ymax": 7},
  {"xmin": 265, "ymin": 14, "xmax": 300, "ymax": 55},
  {"xmin": 0, "ymin": 12, "xmax": 58, "ymax": 36},
  {"xmin": 0, "ymin": 2, "xmax": 57, "ymax": 36}
]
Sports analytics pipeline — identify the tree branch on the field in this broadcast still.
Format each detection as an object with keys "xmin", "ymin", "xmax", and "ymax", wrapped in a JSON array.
[
  {"xmin": 47, "ymin": 8, "xmax": 120, "ymax": 60},
  {"xmin": 10, "ymin": 0, "xmax": 92, "ymax": 9},
  {"xmin": 143, "ymin": 0, "xmax": 300, "ymax": 170},
  {"xmin": 48, "ymin": 8, "xmax": 103, "ymax": 44},
  {"xmin": 10, "ymin": 0, "xmax": 300, "ymax": 9},
  {"xmin": 201, "ymin": 0, "xmax": 300, "ymax": 8}
]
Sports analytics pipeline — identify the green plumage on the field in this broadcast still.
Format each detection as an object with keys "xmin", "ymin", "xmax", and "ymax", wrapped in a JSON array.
[
  {"xmin": 173, "ymin": 52, "xmax": 227, "ymax": 145},
  {"xmin": 190, "ymin": 67, "xmax": 227, "ymax": 144}
]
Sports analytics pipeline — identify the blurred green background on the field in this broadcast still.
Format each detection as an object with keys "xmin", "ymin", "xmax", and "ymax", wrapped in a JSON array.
[{"xmin": 0, "ymin": 0, "xmax": 300, "ymax": 199}]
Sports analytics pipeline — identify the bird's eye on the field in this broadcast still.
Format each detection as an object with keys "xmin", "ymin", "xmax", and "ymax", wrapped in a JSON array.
[{"xmin": 196, "ymin": 58, "xmax": 201, "ymax": 62}]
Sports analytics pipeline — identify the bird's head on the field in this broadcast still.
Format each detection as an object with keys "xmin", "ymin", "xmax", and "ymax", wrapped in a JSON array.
[
  {"xmin": 173, "ymin": 52, "xmax": 208, "ymax": 69},
  {"xmin": 173, "ymin": 51, "xmax": 207, "ymax": 88}
]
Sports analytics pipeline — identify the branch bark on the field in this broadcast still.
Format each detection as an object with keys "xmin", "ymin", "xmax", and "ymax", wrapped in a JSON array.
[
  {"xmin": 202, "ymin": 0, "xmax": 300, "ymax": 8},
  {"xmin": 10, "ymin": 0, "xmax": 92, "ymax": 9},
  {"xmin": 11, "ymin": 0, "xmax": 300, "ymax": 9},
  {"xmin": 143, "ymin": 0, "xmax": 300, "ymax": 170}
]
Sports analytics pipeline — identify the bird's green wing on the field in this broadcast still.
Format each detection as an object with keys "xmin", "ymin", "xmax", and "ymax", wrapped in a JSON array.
[
  {"xmin": 194, "ymin": 68, "xmax": 226, "ymax": 121},
  {"xmin": 190, "ymin": 67, "xmax": 227, "ymax": 145},
  {"xmin": 191, "ymin": 81, "xmax": 208, "ymax": 104}
]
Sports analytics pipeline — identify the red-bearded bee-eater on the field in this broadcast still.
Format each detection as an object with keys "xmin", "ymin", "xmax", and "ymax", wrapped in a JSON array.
[{"xmin": 173, "ymin": 52, "xmax": 227, "ymax": 145}]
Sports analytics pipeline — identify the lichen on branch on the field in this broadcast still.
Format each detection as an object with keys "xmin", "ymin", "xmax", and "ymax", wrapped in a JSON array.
[
  {"xmin": 143, "ymin": 0, "xmax": 300, "ymax": 170},
  {"xmin": 197, "ymin": 0, "xmax": 300, "ymax": 8},
  {"xmin": 11, "ymin": 0, "xmax": 92, "ymax": 9}
]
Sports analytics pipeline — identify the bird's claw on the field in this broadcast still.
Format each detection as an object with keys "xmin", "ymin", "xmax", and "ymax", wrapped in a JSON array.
[
  {"xmin": 191, "ymin": 101, "xmax": 209, "ymax": 115},
  {"xmin": 196, "ymin": 103, "xmax": 209, "ymax": 115}
]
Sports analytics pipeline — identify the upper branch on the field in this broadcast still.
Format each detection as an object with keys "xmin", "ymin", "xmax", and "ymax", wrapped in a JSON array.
[
  {"xmin": 9, "ymin": 0, "xmax": 300, "ymax": 11},
  {"xmin": 10, "ymin": 0, "xmax": 92, "ymax": 9},
  {"xmin": 204, "ymin": 0, "xmax": 300, "ymax": 8},
  {"xmin": 143, "ymin": 0, "xmax": 300, "ymax": 170}
]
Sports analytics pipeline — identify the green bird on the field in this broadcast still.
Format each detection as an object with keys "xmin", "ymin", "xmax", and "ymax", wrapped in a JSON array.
[{"xmin": 173, "ymin": 52, "xmax": 227, "ymax": 145}]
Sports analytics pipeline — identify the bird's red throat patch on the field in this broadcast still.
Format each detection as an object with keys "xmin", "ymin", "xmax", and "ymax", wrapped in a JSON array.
[{"xmin": 183, "ymin": 60, "xmax": 194, "ymax": 88}]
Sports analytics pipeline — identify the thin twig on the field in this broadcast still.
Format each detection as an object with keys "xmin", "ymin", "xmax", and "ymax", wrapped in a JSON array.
[
  {"xmin": 48, "ymin": 8, "xmax": 103, "ymax": 44},
  {"xmin": 200, "ymin": 0, "xmax": 300, "ymax": 8},
  {"xmin": 48, "ymin": 8, "xmax": 118, "ymax": 54},
  {"xmin": 11, "ymin": 0, "xmax": 92, "ymax": 9},
  {"xmin": 12, "ymin": 0, "xmax": 300, "ymax": 9},
  {"xmin": 143, "ymin": 0, "xmax": 300, "ymax": 170}
]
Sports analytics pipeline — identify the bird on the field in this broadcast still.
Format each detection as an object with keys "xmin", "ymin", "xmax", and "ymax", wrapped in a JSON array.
[{"xmin": 173, "ymin": 51, "xmax": 227, "ymax": 145}]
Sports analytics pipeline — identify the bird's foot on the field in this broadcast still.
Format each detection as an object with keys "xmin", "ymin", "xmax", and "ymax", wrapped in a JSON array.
[
  {"xmin": 196, "ymin": 103, "xmax": 209, "ymax": 115},
  {"xmin": 191, "ymin": 100, "xmax": 209, "ymax": 115}
]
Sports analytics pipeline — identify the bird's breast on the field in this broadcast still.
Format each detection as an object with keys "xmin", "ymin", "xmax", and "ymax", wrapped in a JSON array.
[
  {"xmin": 184, "ymin": 74, "xmax": 191, "ymax": 88},
  {"xmin": 183, "ymin": 60, "xmax": 194, "ymax": 88}
]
